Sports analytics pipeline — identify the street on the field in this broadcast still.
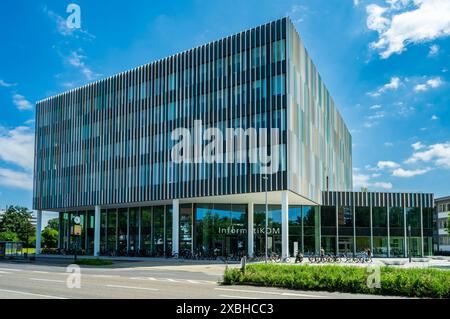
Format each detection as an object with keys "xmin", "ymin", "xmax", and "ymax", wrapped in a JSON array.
[{"xmin": 0, "ymin": 258, "xmax": 403, "ymax": 299}]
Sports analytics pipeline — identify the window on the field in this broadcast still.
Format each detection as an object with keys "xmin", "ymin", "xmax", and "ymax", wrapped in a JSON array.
[
  {"xmin": 252, "ymin": 79, "xmax": 266, "ymax": 100},
  {"xmin": 272, "ymin": 40, "xmax": 285, "ymax": 62},
  {"xmin": 168, "ymin": 74, "xmax": 176, "ymax": 91},
  {"xmin": 251, "ymin": 45, "xmax": 266, "ymax": 68},
  {"xmin": 272, "ymin": 75, "xmax": 285, "ymax": 95}
]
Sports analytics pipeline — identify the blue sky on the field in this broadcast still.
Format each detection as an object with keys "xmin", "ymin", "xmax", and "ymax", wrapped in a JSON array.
[{"xmin": 0, "ymin": 0, "xmax": 449, "ymax": 219}]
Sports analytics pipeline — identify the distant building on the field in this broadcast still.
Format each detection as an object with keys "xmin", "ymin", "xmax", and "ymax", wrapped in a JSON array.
[{"xmin": 435, "ymin": 196, "xmax": 450, "ymax": 254}]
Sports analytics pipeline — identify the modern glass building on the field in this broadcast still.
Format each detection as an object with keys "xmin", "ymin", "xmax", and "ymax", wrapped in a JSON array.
[{"xmin": 33, "ymin": 17, "xmax": 434, "ymax": 258}]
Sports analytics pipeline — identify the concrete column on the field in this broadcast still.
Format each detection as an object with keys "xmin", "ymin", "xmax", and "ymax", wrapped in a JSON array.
[
  {"xmin": 172, "ymin": 199, "xmax": 179, "ymax": 255},
  {"xmin": 247, "ymin": 202, "xmax": 254, "ymax": 257},
  {"xmin": 420, "ymin": 206, "xmax": 424, "ymax": 257},
  {"xmin": 370, "ymin": 205, "xmax": 374, "ymax": 254},
  {"xmin": 138, "ymin": 207, "xmax": 142, "ymax": 250},
  {"xmin": 35, "ymin": 210, "xmax": 42, "ymax": 255},
  {"xmin": 387, "ymin": 206, "xmax": 391, "ymax": 257},
  {"xmin": 281, "ymin": 191, "xmax": 289, "ymax": 259},
  {"xmin": 94, "ymin": 206, "xmax": 101, "ymax": 256},
  {"xmin": 404, "ymin": 207, "xmax": 408, "ymax": 258}
]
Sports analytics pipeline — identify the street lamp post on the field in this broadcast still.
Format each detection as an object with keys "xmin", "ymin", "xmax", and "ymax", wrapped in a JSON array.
[{"xmin": 263, "ymin": 174, "xmax": 268, "ymax": 264}]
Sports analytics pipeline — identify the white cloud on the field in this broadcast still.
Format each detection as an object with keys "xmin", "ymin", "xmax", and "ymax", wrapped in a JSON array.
[
  {"xmin": 377, "ymin": 160, "xmax": 400, "ymax": 169},
  {"xmin": 405, "ymin": 141, "xmax": 450, "ymax": 169},
  {"xmin": 0, "ymin": 125, "xmax": 35, "ymax": 171},
  {"xmin": 427, "ymin": 77, "xmax": 443, "ymax": 88},
  {"xmin": 366, "ymin": 4, "xmax": 390, "ymax": 33},
  {"xmin": 428, "ymin": 44, "xmax": 440, "ymax": 56},
  {"xmin": 384, "ymin": 142, "xmax": 394, "ymax": 147},
  {"xmin": 368, "ymin": 76, "xmax": 401, "ymax": 96},
  {"xmin": 367, "ymin": 0, "xmax": 450, "ymax": 59},
  {"xmin": 414, "ymin": 76, "xmax": 444, "ymax": 92},
  {"xmin": 370, "ymin": 104, "xmax": 382, "ymax": 109},
  {"xmin": 392, "ymin": 167, "xmax": 431, "ymax": 177},
  {"xmin": 414, "ymin": 84, "xmax": 427, "ymax": 92},
  {"xmin": 353, "ymin": 173, "xmax": 393, "ymax": 190},
  {"xmin": 288, "ymin": 4, "xmax": 309, "ymax": 24},
  {"xmin": 411, "ymin": 141, "xmax": 425, "ymax": 150},
  {"xmin": 431, "ymin": 114, "xmax": 439, "ymax": 120},
  {"xmin": 0, "ymin": 168, "xmax": 33, "ymax": 190},
  {"xmin": 372, "ymin": 182, "xmax": 393, "ymax": 189},
  {"xmin": 65, "ymin": 50, "xmax": 99, "ymax": 81},
  {"xmin": 367, "ymin": 111, "xmax": 386, "ymax": 120},
  {"xmin": 0, "ymin": 79, "xmax": 16, "ymax": 87},
  {"xmin": 12, "ymin": 94, "xmax": 33, "ymax": 111},
  {"xmin": 354, "ymin": 0, "xmax": 361, "ymax": 7}
]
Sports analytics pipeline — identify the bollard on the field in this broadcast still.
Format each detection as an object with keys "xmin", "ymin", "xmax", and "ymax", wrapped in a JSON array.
[{"xmin": 240, "ymin": 256, "xmax": 247, "ymax": 273}]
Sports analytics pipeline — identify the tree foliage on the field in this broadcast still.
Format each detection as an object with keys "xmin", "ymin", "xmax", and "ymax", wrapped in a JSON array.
[
  {"xmin": 46, "ymin": 217, "xmax": 59, "ymax": 231},
  {"xmin": 0, "ymin": 206, "xmax": 35, "ymax": 243},
  {"xmin": 0, "ymin": 230, "xmax": 20, "ymax": 242},
  {"xmin": 41, "ymin": 228, "xmax": 58, "ymax": 248}
]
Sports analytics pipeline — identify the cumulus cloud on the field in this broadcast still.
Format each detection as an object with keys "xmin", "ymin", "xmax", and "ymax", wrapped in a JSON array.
[
  {"xmin": 0, "ymin": 126, "xmax": 35, "ymax": 171},
  {"xmin": 411, "ymin": 141, "xmax": 425, "ymax": 150},
  {"xmin": 368, "ymin": 76, "xmax": 401, "ymax": 97},
  {"xmin": 414, "ymin": 76, "xmax": 443, "ymax": 92},
  {"xmin": 353, "ymin": 173, "xmax": 393, "ymax": 190},
  {"xmin": 0, "ymin": 168, "xmax": 33, "ymax": 190},
  {"xmin": 12, "ymin": 94, "xmax": 33, "ymax": 111},
  {"xmin": 367, "ymin": 0, "xmax": 450, "ymax": 59},
  {"xmin": 0, "ymin": 125, "xmax": 34, "ymax": 191},
  {"xmin": 405, "ymin": 141, "xmax": 450, "ymax": 169},
  {"xmin": 431, "ymin": 114, "xmax": 439, "ymax": 120},
  {"xmin": 428, "ymin": 44, "xmax": 440, "ymax": 56},
  {"xmin": 377, "ymin": 160, "xmax": 400, "ymax": 169},
  {"xmin": 392, "ymin": 167, "xmax": 431, "ymax": 177}
]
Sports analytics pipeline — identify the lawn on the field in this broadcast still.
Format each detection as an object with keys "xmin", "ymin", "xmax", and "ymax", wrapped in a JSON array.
[{"xmin": 223, "ymin": 264, "xmax": 450, "ymax": 298}]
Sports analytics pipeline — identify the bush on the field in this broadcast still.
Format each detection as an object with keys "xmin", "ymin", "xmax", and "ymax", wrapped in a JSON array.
[
  {"xmin": 223, "ymin": 264, "xmax": 450, "ymax": 298},
  {"xmin": 74, "ymin": 258, "xmax": 113, "ymax": 266}
]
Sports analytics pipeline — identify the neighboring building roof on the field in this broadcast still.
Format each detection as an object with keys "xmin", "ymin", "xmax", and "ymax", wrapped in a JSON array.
[{"xmin": 435, "ymin": 196, "xmax": 450, "ymax": 203}]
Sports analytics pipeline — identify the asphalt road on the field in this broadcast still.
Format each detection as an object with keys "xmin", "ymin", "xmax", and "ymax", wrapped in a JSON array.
[{"xmin": 0, "ymin": 259, "xmax": 400, "ymax": 299}]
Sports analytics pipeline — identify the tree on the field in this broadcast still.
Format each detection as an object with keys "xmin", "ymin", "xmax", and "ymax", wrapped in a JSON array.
[
  {"xmin": 41, "ymin": 228, "xmax": 58, "ymax": 248},
  {"xmin": 0, "ymin": 206, "xmax": 35, "ymax": 246},
  {"xmin": 46, "ymin": 217, "xmax": 59, "ymax": 232},
  {"xmin": 0, "ymin": 231, "xmax": 20, "ymax": 242}
]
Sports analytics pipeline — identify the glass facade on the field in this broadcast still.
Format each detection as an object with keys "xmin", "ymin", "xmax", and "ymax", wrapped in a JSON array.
[{"xmin": 194, "ymin": 204, "xmax": 247, "ymax": 257}]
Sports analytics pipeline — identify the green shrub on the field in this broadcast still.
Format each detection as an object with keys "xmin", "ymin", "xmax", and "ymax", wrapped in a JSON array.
[
  {"xmin": 223, "ymin": 264, "xmax": 450, "ymax": 298},
  {"xmin": 74, "ymin": 258, "xmax": 113, "ymax": 266}
]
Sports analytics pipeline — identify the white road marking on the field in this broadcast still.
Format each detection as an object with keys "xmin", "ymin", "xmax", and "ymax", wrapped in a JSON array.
[
  {"xmin": 219, "ymin": 294, "xmax": 258, "ymax": 299},
  {"xmin": 89, "ymin": 275, "xmax": 120, "ymax": 278},
  {"xmin": 32, "ymin": 271, "xmax": 49, "ymax": 274},
  {"xmin": 0, "ymin": 271, "xmax": 12, "ymax": 274},
  {"xmin": 0, "ymin": 288, "xmax": 67, "ymax": 299},
  {"xmin": 106, "ymin": 284, "xmax": 159, "ymax": 291},
  {"xmin": 29, "ymin": 278, "xmax": 65, "ymax": 283},
  {"xmin": 166, "ymin": 278, "xmax": 179, "ymax": 282},
  {"xmin": 215, "ymin": 287, "xmax": 325, "ymax": 298},
  {"xmin": 187, "ymin": 280, "xmax": 199, "ymax": 284},
  {"xmin": 0, "ymin": 268, "xmax": 22, "ymax": 272}
]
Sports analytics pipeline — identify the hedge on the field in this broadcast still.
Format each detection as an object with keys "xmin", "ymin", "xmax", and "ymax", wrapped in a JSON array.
[{"xmin": 223, "ymin": 264, "xmax": 450, "ymax": 298}]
